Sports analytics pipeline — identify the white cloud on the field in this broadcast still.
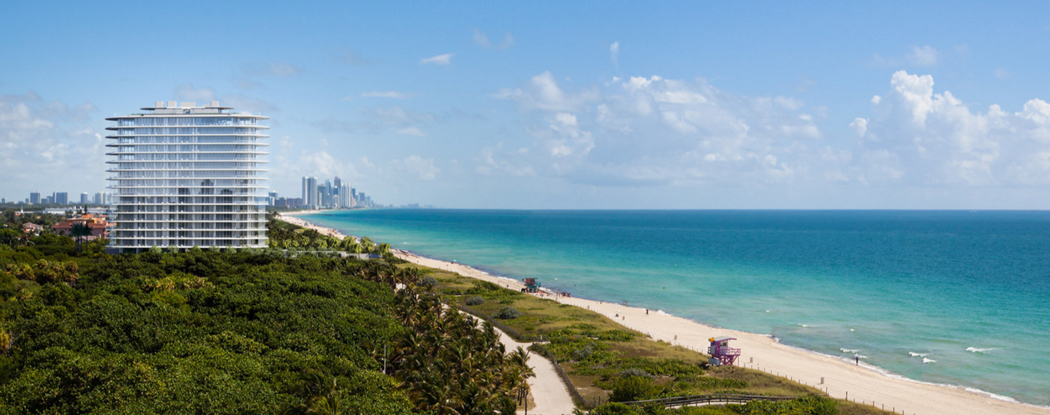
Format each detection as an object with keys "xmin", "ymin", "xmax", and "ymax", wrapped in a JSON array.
[
  {"xmin": 474, "ymin": 30, "xmax": 514, "ymax": 50},
  {"xmin": 856, "ymin": 70, "xmax": 1050, "ymax": 186},
  {"xmin": 397, "ymin": 127, "xmax": 427, "ymax": 137},
  {"xmin": 174, "ymin": 84, "xmax": 216, "ymax": 101},
  {"xmin": 494, "ymin": 71, "xmax": 599, "ymax": 112},
  {"xmin": 368, "ymin": 106, "xmax": 435, "ymax": 126},
  {"xmin": 0, "ymin": 93, "xmax": 104, "ymax": 198},
  {"xmin": 488, "ymin": 71, "xmax": 820, "ymax": 186},
  {"xmin": 267, "ymin": 61, "xmax": 301, "ymax": 77},
  {"xmin": 610, "ymin": 41, "xmax": 620, "ymax": 66},
  {"xmin": 420, "ymin": 53, "xmax": 453, "ymax": 65},
  {"xmin": 873, "ymin": 45, "xmax": 939, "ymax": 67},
  {"xmin": 361, "ymin": 91, "xmax": 410, "ymax": 99},
  {"xmin": 476, "ymin": 143, "xmax": 536, "ymax": 176},
  {"xmin": 909, "ymin": 46, "xmax": 938, "ymax": 66},
  {"xmin": 396, "ymin": 155, "xmax": 439, "ymax": 180},
  {"xmin": 296, "ymin": 150, "xmax": 360, "ymax": 178},
  {"xmin": 849, "ymin": 117, "xmax": 868, "ymax": 138}
]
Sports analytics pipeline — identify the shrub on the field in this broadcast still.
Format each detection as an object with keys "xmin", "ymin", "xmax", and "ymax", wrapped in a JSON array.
[
  {"xmin": 572, "ymin": 343, "xmax": 594, "ymax": 361},
  {"xmin": 610, "ymin": 376, "xmax": 655, "ymax": 402},
  {"xmin": 494, "ymin": 306, "xmax": 521, "ymax": 320},
  {"xmin": 465, "ymin": 296, "xmax": 485, "ymax": 306},
  {"xmin": 618, "ymin": 368, "xmax": 652, "ymax": 379},
  {"xmin": 418, "ymin": 276, "xmax": 437, "ymax": 289}
]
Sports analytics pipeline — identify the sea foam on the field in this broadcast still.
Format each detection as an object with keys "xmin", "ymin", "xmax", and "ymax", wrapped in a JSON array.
[{"xmin": 966, "ymin": 347, "xmax": 999, "ymax": 354}]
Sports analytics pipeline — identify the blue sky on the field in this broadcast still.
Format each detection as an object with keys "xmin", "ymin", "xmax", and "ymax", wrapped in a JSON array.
[{"xmin": 3, "ymin": 1, "xmax": 1050, "ymax": 208}]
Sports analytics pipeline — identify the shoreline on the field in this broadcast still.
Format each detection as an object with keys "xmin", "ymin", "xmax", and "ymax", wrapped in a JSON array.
[{"xmin": 281, "ymin": 213, "xmax": 1050, "ymax": 415}]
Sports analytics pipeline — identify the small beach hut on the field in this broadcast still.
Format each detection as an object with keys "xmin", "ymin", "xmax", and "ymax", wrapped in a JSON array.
[
  {"xmin": 521, "ymin": 278, "xmax": 541, "ymax": 293},
  {"xmin": 708, "ymin": 336, "xmax": 741, "ymax": 366}
]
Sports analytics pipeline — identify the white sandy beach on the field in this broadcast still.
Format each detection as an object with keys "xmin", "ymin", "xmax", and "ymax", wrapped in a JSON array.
[{"xmin": 284, "ymin": 214, "xmax": 1050, "ymax": 415}]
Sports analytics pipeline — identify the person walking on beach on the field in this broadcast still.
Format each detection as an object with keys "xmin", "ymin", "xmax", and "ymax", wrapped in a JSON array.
[{"xmin": 855, "ymin": 355, "xmax": 859, "ymax": 365}]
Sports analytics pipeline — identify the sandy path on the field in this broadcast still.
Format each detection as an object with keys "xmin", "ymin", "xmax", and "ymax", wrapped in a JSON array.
[
  {"xmin": 491, "ymin": 326, "xmax": 577, "ymax": 415},
  {"xmin": 395, "ymin": 251, "xmax": 1050, "ymax": 415}
]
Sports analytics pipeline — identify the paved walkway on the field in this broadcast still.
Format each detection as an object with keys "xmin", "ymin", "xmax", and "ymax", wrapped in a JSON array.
[{"xmin": 490, "ymin": 326, "xmax": 577, "ymax": 415}]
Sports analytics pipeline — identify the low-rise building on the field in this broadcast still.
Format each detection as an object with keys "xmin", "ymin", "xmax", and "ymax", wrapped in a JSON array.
[
  {"xmin": 22, "ymin": 223, "xmax": 43, "ymax": 234},
  {"xmin": 52, "ymin": 214, "xmax": 109, "ymax": 240}
]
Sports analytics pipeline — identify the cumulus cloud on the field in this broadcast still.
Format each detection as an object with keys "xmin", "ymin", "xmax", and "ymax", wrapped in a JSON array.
[
  {"xmin": 361, "ymin": 91, "xmax": 410, "ymax": 99},
  {"xmin": 0, "ymin": 93, "xmax": 104, "ymax": 198},
  {"xmin": 489, "ymin": 72, "xmax": 822, "ymax": 186},
  {"xmin": 494, "ymin": 71, "xmax": 600, "ymax": 112},
  {"xmin": 420, "ymin": 53, "xmax": 453, "ymax": 65},
  {"xmin": 610, "ymin": 41, "xmax": 620, "ymax": 66},
  {"xmin": 295, "ymin": 150, "xmax": 361, "ymax": 178},
  {"xmin": 476, "ymin": 143, "xmax": 536, "ymax": 176},
  {"xmin": 474, "ymin": 29, "xmax": 514, "ymax": 50},
  {"xmin": 858, "ymin": 70, "xmax": 1050, "ymax": 185}
]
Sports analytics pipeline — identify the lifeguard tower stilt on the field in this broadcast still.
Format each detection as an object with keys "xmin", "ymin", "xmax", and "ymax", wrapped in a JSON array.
[{"xmin": 708, "ymin": 337, "xmax": 741, "ymax": 366}]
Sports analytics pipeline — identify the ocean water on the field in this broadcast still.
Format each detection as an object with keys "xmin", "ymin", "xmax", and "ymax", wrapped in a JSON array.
[{"xmin": 302, "ymin": 209, "xmax": 1050, "ymax": 406}]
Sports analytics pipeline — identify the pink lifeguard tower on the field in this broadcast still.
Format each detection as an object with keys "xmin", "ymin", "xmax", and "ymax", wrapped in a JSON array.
[{"xmin": 708, "ymin": 336, "xmax": 741, "ymax": 366}]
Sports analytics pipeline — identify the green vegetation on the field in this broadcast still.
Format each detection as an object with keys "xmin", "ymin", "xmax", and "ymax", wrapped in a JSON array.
[
  {"xmin": 266, "ymin": 213, "xmax": 391, "ymax": 256},
  {"xmin": 416, "ymin": 265, "xmax": 896, "ymax": 415},
  {"xmin": 0, "ymin": 229, "xmax": 532, "ymax": 414}
]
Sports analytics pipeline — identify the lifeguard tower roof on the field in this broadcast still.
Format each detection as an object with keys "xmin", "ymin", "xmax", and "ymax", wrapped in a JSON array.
[{"xmin": 713, "ymin": 336, "xmax": 736, "ymax": 342}]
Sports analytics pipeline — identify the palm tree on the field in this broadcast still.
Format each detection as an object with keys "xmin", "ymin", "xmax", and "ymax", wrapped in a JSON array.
[{"xmin": 70, "ymin": 223, "xmax": 91, "ymax": 252}]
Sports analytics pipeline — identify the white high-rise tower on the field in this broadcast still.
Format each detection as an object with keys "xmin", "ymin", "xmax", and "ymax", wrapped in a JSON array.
[{"xmin": 105, "ymin": 101, "xmax": 269, "ymax": 252}]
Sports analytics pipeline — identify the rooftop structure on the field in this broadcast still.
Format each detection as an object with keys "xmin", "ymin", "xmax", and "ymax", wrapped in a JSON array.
[{"xmin": 105, "ymin": 101, "xmax": 269, "ymax": 252}]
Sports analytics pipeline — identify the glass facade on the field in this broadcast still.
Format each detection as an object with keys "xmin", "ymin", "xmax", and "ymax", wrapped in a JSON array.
[{"xmin": 105, "ymin": 103, "xmax": 269, "ymax": 252}]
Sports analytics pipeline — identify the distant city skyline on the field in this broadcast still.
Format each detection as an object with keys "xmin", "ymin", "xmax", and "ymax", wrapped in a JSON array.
[{"xmin": 4, "ymin": 2, "xmax": 1050, "ymax": 209}]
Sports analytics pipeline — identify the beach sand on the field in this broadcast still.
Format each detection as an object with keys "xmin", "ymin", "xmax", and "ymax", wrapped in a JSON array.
[{"xmin": 284, "ymin": 215, "xmax": 1050, "ymax": 415}]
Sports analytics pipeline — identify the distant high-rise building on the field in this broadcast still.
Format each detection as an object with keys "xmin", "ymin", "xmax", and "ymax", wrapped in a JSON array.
[
  {"xmin": 267, "ymin": 191, "xmax": 278, "ymax": 206},
  {"xmin": 93, "ymin": 192, "xmax": 103, "ymax": 205},
  {"xmin": 106, "ymin": 101, "xmax": 269, "ymax": 252},
  {"xmin": 305, "ymin": 177, "xmax": 318, "ymax": 208},
  {"xmin": 80, "ymin": 193, "xmax": 89, "ymax": 204},
  {"xmin": 339, "ymin": 183, "xmax": 352, "ymax": 208},
  {"xmin": 55, "ymin": 192, "xmax": 68, "ymax": 204},
  {"xmin": 30, "ymin": 192, "xmax": 40, "ymax": 204},
  {"xmin": 324, "ymin": 179, "xmax": 333, "ymax": 208}
]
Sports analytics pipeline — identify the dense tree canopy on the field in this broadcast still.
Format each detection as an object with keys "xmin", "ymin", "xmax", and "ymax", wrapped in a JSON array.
[{"xmin": 0, "ymin": 232, "xmax": 530, "ymax": 414}]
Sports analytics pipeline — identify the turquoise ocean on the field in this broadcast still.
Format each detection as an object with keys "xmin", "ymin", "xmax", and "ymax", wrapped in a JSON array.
[{"xmin": 302, "ymin": 209, "xmax": 1050, "ymax": 406}]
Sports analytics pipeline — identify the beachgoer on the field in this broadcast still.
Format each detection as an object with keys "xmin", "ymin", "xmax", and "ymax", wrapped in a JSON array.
[
  {"xmin": 646, "ymin": 309, "xmax": 649, "ymax": 315},
  {"xmin": 855, "ymin": 356, "xmax": 859, "ymax": 365}
]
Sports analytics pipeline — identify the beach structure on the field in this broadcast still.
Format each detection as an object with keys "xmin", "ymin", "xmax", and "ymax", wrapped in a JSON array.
[
  {"xmin": 522, "ymin": 278, "xmax": 541, "ymax": 293},
  {"xmin": 708, "ymin": 336, "xmax": 741, "ymax": 366},
  {"xmin": 105, "ymin": 101, "xmax": 269, "ymax": 253}
]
